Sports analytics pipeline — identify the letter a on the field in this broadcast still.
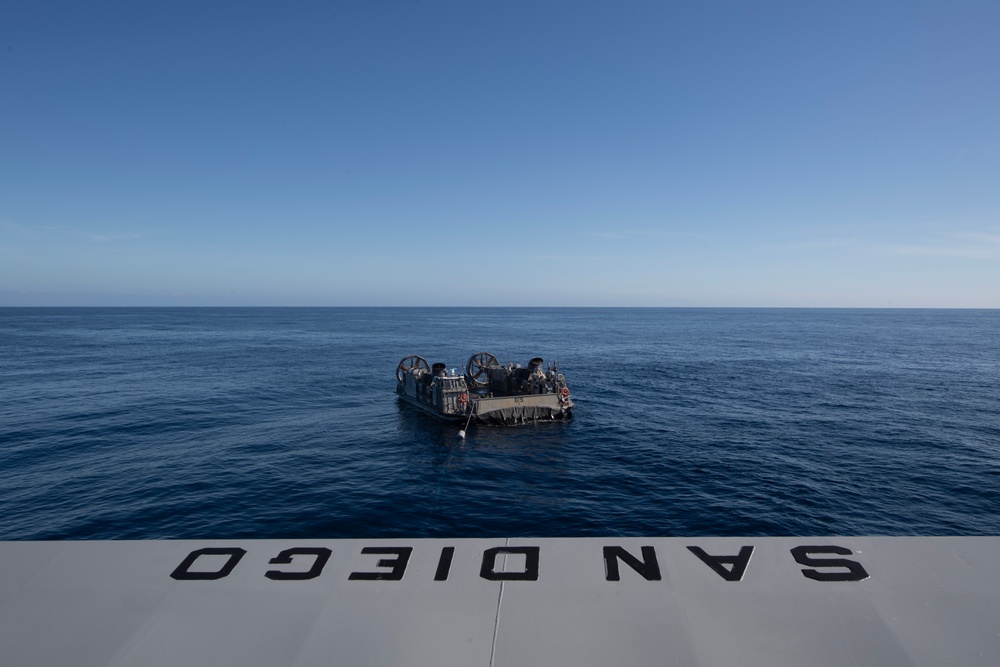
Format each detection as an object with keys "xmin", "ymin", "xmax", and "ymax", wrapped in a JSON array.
[{"xmin": 686, "ymin": 546, "xmax": 753, "ymax": 582}]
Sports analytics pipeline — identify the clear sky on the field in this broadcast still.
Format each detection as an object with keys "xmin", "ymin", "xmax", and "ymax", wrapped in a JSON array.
[{"xmin": 2, "ymin": 0, "xmax": 998, "ymax": 306}]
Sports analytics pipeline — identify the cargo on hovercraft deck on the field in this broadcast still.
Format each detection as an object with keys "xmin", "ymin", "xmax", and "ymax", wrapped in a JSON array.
[{"xmin": 395, "ymin": 352, "xmax": 574, "ymax": 425}]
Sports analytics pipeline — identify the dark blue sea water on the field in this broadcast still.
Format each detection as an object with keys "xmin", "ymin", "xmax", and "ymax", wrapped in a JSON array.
[{"xmin": 1, "ymin": 308, "xmax": 998, "ymax": 540}]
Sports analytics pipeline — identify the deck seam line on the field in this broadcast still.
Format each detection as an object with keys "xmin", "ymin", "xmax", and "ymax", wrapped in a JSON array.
[{"xmin": 488, "ymin": 537, "xmax": 509, "ymax": 667}]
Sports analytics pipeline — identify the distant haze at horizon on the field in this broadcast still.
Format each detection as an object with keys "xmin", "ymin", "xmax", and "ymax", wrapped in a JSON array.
[{"xmin": 2, "ymin": 1, "xmax": 998, "ymax": 308}]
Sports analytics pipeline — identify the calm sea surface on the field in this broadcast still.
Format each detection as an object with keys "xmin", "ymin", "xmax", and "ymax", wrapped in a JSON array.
[{"xmin": 1, "ymin": 308, "xmax": 998, "ymax": 540}]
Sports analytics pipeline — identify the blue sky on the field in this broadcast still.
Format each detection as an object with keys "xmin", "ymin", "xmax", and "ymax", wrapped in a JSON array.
[{"xmin": 2, "ymin": 0, "xmax": 998, "ymax": 306}]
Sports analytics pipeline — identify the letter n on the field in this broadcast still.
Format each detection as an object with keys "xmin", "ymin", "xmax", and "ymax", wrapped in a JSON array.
[{"xmin": 604, "ymin": 546, "xmax": 661, "ymax": 581}]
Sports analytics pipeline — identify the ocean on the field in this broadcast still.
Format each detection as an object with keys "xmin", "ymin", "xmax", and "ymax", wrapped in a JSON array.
[{"xmin": 1, "ymin": 307, "xmax": 998, "ymax": 540}]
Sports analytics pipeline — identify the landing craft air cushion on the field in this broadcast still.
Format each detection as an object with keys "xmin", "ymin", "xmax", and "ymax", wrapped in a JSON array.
[{"xmin": 396, "ymin": 352, "xmax": 574, "ymax": 425}]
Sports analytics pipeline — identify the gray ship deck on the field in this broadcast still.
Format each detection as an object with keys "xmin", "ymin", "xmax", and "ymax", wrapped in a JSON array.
[{"xmin": 2, "ymin": 536, "xmax": 999, "ymax": 665}]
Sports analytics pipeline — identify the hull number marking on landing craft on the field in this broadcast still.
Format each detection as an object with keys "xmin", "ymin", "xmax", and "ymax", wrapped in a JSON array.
[{"xmin": 170, "ymin": 544, "xmax": 869, "ymax": 583}]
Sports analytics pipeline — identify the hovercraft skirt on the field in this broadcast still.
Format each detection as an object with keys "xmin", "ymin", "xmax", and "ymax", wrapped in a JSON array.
[{"xmin": 473, "ymin": 405, "xmax": 571, "ymax": 425}]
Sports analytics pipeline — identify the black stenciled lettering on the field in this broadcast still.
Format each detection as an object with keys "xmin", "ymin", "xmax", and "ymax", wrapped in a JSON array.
[
  {"xmin": 265, "ymin": 547, "xmax": 332, "ymax": 580},
  {"xmin": 603, "ymin": 546, "xmax": 661, "ymax": 581},
  {"xmin": 790, "ymin": 545, "xmax": 870, "ymax": 582},
  {"xmin": 435, "ymin": 546, "xmax": 455, "ymax": 581},
  {"xmin": 480, "ymin": 546, "xmax": 539, "ymax": 581},
  {"xmin": 686, "ymin": 546, "xmax": 754, "ymax": 582},
  {"xmin": 348, "ymin": 547, "xmax": 413, "ymax": 581},
  {"xmin": 170, "ymin": 547, "xmax": 246, "ymax": 581}
]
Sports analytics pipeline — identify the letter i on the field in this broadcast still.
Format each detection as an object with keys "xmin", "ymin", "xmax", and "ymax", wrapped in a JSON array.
[{"xmin": 435, "ymin": 546, "xmax": 455, "ymax": 581}]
